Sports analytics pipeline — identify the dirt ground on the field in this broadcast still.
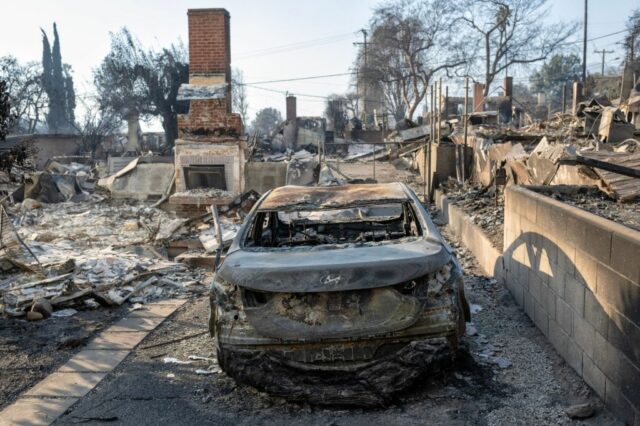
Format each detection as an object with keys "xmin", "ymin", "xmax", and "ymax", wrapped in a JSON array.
[
  {"xmin": 0, "ymin": 305, "xmax": 129, "ymax": 410},
  {"xmin": 50, "ymin": 213, "xmax": 619, "ymax": 426}
]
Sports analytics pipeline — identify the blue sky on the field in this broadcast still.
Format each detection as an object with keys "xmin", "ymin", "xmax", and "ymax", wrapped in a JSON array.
[{"xmin": 0, "ymin": 0, "xmax": 637, "ymax": 127}]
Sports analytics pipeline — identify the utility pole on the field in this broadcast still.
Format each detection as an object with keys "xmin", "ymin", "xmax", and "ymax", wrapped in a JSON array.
[
  {"xmin": 594, "ymin": 49, "xmax": 614, "ymax": 75},
  {"xmin": 463, "ymin": 77, "xmax": 469, "ymax": 183},
  {"xmin": 427, "ymin": 84, "xmax": 433, "ymax": 205},
  {"xmin": 445, "ymin": 86, "xmax": 449, "ymax": 123},
  {"xmin": 582, "ymin": 0, "xmax": 588, "ymax": 85},
  {"xmin": 353, "ymin": 29, "xmax": 368, "ymax": 127}
]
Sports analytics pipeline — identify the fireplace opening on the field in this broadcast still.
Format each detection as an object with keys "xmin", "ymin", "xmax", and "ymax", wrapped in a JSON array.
[{"xmin": 183, "ymin": 165, "xmax": 227, "ymax": 190}]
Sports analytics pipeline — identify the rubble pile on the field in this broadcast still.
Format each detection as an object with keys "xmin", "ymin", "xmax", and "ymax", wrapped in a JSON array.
[
  {"xmin": 534, "ymin": 186, "xmax": 640, "ymax": 232},
  {"xmin": 0, "ymin": 196, "xmax": 211, "ymax": 318},
  {"xmin": 442, "ymin": 179, "xmax": 505, "ymax": 250}
]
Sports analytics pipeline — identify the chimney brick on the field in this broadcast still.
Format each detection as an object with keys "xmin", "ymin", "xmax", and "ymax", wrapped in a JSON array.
[{"xmin": 187, "ymin": 8, "xmax": 231, "ymax": 81}]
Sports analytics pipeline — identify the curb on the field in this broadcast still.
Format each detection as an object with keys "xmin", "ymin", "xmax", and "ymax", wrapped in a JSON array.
[{"xmin": 0, "ymin": 299, "xmax": 187, "ymax": 426}]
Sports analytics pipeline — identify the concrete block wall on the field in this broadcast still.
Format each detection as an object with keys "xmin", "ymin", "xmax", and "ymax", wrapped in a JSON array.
[
  {"xmin": 503, "ymin": 186, "xmax": 640, "ymax": 425},
  {"xmin": 434, "ymin": 190, "xmax": 504, "ymax": 279}
]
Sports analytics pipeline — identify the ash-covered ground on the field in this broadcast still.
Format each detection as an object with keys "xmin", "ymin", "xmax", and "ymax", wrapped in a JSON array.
[{"xmin": 51, "ymin": 211, "xmax": 619, "ymax": 426}]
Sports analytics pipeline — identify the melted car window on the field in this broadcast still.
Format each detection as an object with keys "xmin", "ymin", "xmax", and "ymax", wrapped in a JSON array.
[
  {"xmin": 246, "ymin": 202, "xmax": 422, "ymax": 248},
  {"xmin": 278, "ymin": 204, "xmax": 403, "ymax": 224}
]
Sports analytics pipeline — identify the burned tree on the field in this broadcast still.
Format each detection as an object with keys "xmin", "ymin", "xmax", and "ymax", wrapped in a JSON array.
[
  {"xmin": 41, "ymin": 23, "xmax": 75, "ymax": 132},
  {"xmin": 0, "ymin": 57, "xmax": 48, "ymax": 133},
  {"xmin": 73, "ymin": 101, "xmax": 122, "ymax": 158},
  {"xmin": 250, "ymin": 107, "xmax": 282, "ymax": 138},
  {"xmin": 0, "ymin": 80, "xmax": 13, "ymax": 141},
  {"xmin": 459, "ymin": 0, "xmax": 577, "ymax": 97},
  {"xmin": 94, "ymin": 28, "xmax": 188, "ymax": 146},
  {"xmin": 530, "ymin": 53, "xmax": 581, "ymax": 109},
  {"xmin": 232, "ymin": 68, "xmax": 249, "ymax": 128},
  {"xmin": 621, "ymin": 9, "xmax": 640, "ymax": 62},
  {"xmin": 361, "ymin": 0, "xmax": 466, "ymax": 121}
]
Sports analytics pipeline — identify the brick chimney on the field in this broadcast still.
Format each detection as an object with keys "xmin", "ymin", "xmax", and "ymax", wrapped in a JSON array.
[
  {"xmin": 177, "ymin": 7, "xmax": 243, "ymax": 136},
  {"xmin": 187, "ymin": 8, "xmax": 231, "ymax": 82},
  {"xmin": 286, "ymin": 95, "xmax": 297, "ymax": 122}
]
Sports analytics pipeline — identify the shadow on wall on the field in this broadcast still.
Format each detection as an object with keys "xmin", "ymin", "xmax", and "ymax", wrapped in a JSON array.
[{"xmin": 499, "ymin": 231, "xmax": 640, "ymax": 424}]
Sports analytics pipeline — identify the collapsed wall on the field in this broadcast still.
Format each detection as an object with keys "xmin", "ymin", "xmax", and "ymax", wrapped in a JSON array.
[{"xmin": 502, "ymin": 185, "xmax": 640, "ymax": 425}]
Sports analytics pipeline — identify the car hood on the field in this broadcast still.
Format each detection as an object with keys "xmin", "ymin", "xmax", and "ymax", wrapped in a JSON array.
[{"xmin": 217, "ymin": 238, "xmax": 450, "ymax": 293}]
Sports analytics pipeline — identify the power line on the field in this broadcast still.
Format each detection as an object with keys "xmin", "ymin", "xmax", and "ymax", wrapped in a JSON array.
[
  {"xmin": 234, "ymin": 32, "xmax": 356, "ymax": 60},
  {"xmin": 240, "ymin": 72, "xmax": 353, "ymax": 85}
]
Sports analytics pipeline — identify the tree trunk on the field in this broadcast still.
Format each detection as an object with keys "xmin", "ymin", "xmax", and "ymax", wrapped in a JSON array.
[
  {"xmin": 162, "ymin": 111, "xmax": 178, "ymax": 147},
  {"xmin": 124, "ymin": 112, "xmax": 141, "ymax": 153}
]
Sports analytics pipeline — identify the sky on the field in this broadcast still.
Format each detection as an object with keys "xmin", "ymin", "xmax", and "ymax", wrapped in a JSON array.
[{"xmin": 0, "ymin": 0, "xmax": 638, "ymax": 130}]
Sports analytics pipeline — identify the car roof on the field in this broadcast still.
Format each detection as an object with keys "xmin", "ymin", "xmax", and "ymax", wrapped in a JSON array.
[{"xmin": 258, "ymin": 182, "xmax": 411, "ymax": 210}]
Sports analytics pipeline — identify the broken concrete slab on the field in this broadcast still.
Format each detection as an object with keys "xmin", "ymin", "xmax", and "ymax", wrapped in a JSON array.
[{"xmin": 109, "ymin": 163, "xmax": 175, "ymax": 200}]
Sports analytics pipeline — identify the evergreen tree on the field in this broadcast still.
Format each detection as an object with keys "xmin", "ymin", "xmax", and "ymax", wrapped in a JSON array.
[{"xmin": 41, "ymin": 23, "xmax": 75, "ymax": 132}]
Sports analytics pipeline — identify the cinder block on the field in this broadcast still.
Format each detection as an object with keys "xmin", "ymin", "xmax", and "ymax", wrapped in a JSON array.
[
  {"xmin": 549, "ymin": 318, "xmax": 568, "ymax": 356},
  {"xmin": 528, "ymin": 270, "xmax": 543, "ymax": 303},
  {"xmin": 618, "ymin": 354, "xmax": 640, "ymax": 408},
  {"xmin": 610, "ymin": 231, "xmax": 640, "ymax": 284},
  {"xmin": 557, "ymin": 298, "xmax": 574, "ymax": 336},
  {"xmin": 583, "ymin": 353, "xmax": 606, "ymax": 398},
  {"xmin": 548, "ymin": 272, "xmax": 566, "ymax": 299},
  {"xmin": 596, "ymin": 263, "xmax": 640, "ymax": 325},
  {"xmin": 565, "ymin": 338, "xmax": 583, "ymax": 375},
  {"xmin": 504, "ymin": 213, "xmax": 520, "ymax": 248},
  {"xmin": 573, "ymin": 315, "xmax": 596, "ymax": 358},
  {"xmin": 516, "ymin": 260, "xmax": 530, "ymax": 291},
  {"xmin": 557, "ymin": 242, "xmax": 576, "ymax": 277},
  {"xmin": 565, "ymin": 214, "xmax": 588, "ymax": 251},
  {"xmin": 541, "ymin": 237, "xmax": 559, "ymax": 271},
  {"xmin": 605, "ymin": 379, "xmax": 637, "ymax": 426},
  {"xmin": 536, "ymin": 251, "xmax": 554, "ymax": 283},
  {"xmin": 515, "ymin": 190, "xmax": 537, "ymax": 224},
  {"xmin": 524, "ymin": 291, "xmax": 535, "ymax": 321},
  {"xmin": 594, "ymin": 331, "xmax": 623, "ymax": 384},
  {"xmin": 510, "ymin": 280, "xmax": 524, "ymax": 307},
  {"xmin": 584, "ymin": 221, "xmax": 613, "ymax": 264},
  {"xmin": 537, "ymin": 201, "xmax": 567, "ymax": 244},
  {"xmin": 564, "ymin": 274, "xmax": 586, "ymax": 317},
  {"xmin": 585, "ymin": 290, "xmax": 609, "ymax": 336},
  {"xmin": 608, "ymin": 309, "xmax": 640, "ymax": 366},
  {"xmin": 546, "ymin": 283, "xmax": 557, "ymax": 320},
  {"xmin": 534, "ymin": 300, "xmax": 549, "ymax": 336},
  {"xmin": 575, "ymin": 249, "xmax": 598, "ymax": 292}
]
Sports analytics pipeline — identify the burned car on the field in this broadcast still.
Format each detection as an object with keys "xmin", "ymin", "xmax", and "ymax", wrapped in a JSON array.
[{"xmin": 210, "ymin": 183, "xmax": 470, "ymax": 406}]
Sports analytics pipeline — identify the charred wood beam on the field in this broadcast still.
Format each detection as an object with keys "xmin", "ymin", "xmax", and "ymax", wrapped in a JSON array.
[{"xmin": 558, "ymin": 157, "xmax": 640, "ymax": 179}]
